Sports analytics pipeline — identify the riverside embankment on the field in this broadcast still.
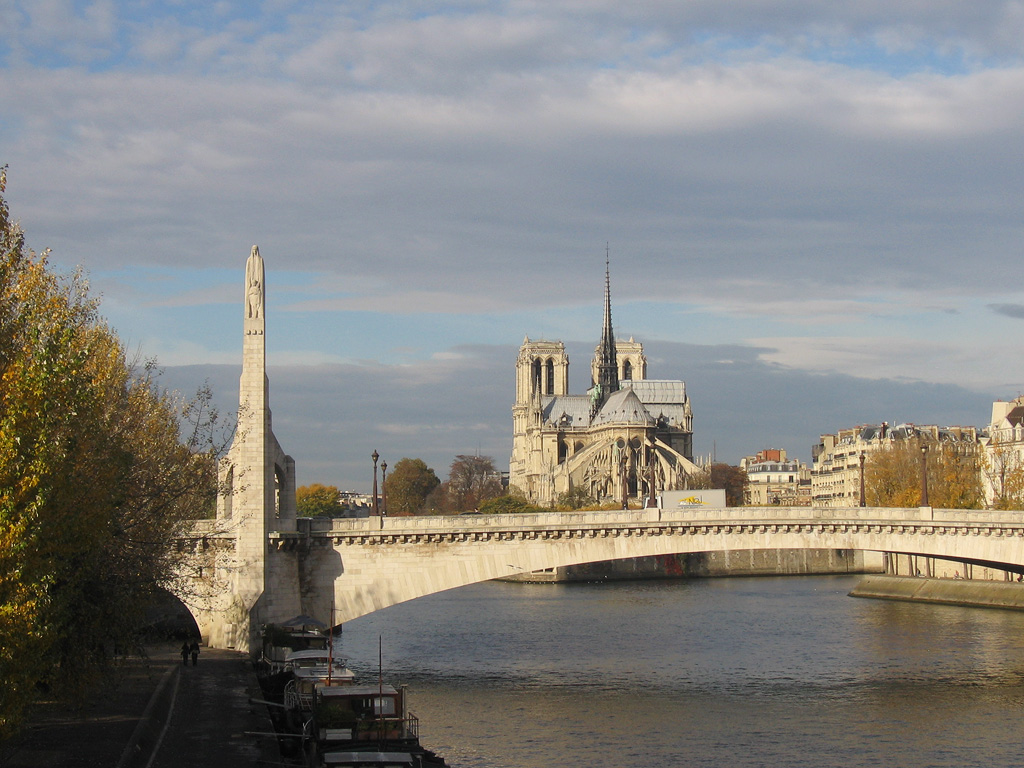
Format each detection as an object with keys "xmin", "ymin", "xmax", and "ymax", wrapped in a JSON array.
[
  {"xmin": 850, "ymin": 573, "xmax": 1024, "ymax": 610},
  {"xmin": 0, "ymin": 644, "xmax": 279, "ymax": 768}
]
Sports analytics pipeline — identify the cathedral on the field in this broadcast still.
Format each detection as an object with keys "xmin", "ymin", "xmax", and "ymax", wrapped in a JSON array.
[{"xmin": 509, "ymin": 262, "xmax": 701, "ymax": 506}]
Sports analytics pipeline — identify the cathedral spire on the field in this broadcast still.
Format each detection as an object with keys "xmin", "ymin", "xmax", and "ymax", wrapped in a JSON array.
[{"xmin": 594, "ymin": 244, "xmax": 619, "ymax": 404}]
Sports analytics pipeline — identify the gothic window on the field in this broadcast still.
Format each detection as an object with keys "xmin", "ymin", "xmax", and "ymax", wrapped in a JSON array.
[
  {"xmin": 546, "ymin": 358, "xmax": 555, "ymax": 395},
  {"xmin": 558, "ymin": 439, "xmax": 568, "ymax": 464},
  {"xmin": 532, "ymin": 358, "xmax": 542, "ymax": 394},
  {"xmin": 622, "ymin": 360, "xmax": 632, "ymax": 380}
]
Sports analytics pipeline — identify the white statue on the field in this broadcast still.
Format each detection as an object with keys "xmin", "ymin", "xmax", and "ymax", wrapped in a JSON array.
[{"xmin": 245, "ymin": 245, "xmax": 264, "ymax": 319}]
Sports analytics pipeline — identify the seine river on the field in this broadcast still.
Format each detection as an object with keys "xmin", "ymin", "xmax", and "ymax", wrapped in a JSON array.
[{"xmin": 336, "ymin": 575, "xmax": 1024, "ymax": 768}]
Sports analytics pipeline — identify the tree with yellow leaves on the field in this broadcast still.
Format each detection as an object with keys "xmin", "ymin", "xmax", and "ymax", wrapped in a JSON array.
[
  {"xmin": 865, "ymin": 438, "xmax": 982, "ymax": 509},
  {"xmin": 0, "ymin": 168, "xmax": 220, "ymax": 739}
]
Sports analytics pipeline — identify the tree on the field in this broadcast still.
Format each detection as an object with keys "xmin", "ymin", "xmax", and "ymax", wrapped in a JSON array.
[
  {"xmin": 556, "ymin": 486, "xmax": 596, "ymax": 510},
  {"xmin": 478, "ymin": 495, "xmax": 547, "ymax": 514},
  {"xmin": 866, "ymin": 440, "xmax": 982, "ymax": 509},
  {"xmin": 0, "ymin": 168, "xmax": 220, "ymax": 740},
  {"xmin": 446, "ymin": 454, "xmax": 503, "ymax": 512},
  {"xmin": 384, "ymin": 458, "xmax": 440, "ymax": 516},
  {"xmin": 296, "ymin": 484, "xmax": 344, "ymax": 517},
  {"xmin": 690, "ymin": 464, "xmax": 747, "ymax": 506},
  {"xmin": 865, "ymin": 443, "xmax": 921, "ymax": 507},
  {"xmin": 930, "ymin": 444, "xmax": 983, "ymax": 510}
]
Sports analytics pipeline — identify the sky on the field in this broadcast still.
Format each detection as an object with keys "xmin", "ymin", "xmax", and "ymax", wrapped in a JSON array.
[{"xmin": 2, "ymin": 1, "xmax": 1024, "ymax": 490}]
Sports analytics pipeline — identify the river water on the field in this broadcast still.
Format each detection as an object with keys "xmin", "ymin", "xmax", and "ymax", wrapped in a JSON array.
[{"xmin": 335, "ymin": 575, "xmax": 1024, "ymax": 768}]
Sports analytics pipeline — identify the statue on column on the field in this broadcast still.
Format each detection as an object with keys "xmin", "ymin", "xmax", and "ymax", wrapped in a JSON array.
[{"xmin": 245, "ymin": 245, "xmax": 264, "ymax": 320}]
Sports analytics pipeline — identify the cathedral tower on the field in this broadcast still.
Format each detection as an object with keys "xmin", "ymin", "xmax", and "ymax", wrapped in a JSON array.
[{"xmin": 592, "ymin": 253, "xmax": 620, "ymax": 405}]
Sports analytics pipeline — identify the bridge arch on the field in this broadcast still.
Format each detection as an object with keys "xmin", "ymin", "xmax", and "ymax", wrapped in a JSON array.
[{"xmin": 266, "ymin": 506, "xmax": 1024, "ymax": 626}]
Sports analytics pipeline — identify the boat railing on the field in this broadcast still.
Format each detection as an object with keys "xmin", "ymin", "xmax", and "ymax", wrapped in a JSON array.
[
  {"xmin": 318, "ymin": 714, "xmax": 420, "ymax": 744},
  {"xmin": 283, "ymin": 680, "xmax": 316, "ymax": 713}
]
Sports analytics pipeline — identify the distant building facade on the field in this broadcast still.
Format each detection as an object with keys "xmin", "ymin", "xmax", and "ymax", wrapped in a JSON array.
[
  {"xmin": 509, "ymin": 263, "xmax": 701, "ymax": 507},
  {"xmin": 981, "ymin": 397, "xmax": 1024, "ymax": 507},
  {"xmin": 812, "ymin": 423, "xmax": 979, "ymax": 507},
  {"xmin": 740, "ymin": 449, "xmax": 811, "ymax": 506}
]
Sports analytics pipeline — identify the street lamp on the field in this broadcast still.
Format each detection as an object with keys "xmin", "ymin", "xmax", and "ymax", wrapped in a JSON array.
[
  {"xmin": 920, "ymin": 444, "xmax": 929, "ymax": 507},
  {"xmin": 859, "ymin": 451, "xmax": 866, "ymax": 507},
  {"xmin": 372, "ymin": 450, "xmax": 380, "ymax": 516},
  {"xmin": 381, "ymin": 460, "xmax": 388, "ymax": 517}
]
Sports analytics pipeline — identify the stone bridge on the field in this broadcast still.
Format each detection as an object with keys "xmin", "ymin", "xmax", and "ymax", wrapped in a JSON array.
[
  {"xmin": 179, "ymin": 504, "xmax": 1024, "ymax": 650},
  {"xmin": 181, "ymin": 249, "xmax": 1024, "ymax": 651}
]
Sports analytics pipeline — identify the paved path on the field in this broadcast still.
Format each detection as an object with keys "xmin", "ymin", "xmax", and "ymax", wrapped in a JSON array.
[
  {"xmin": 148, "ymin": 648, "xmax": 280, "ymax": 768},
  {"xmin": 1, "ymin": 644, "xmax": 281, "ymax": 768}
]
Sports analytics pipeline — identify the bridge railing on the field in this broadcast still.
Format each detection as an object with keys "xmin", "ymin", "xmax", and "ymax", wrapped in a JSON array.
[{"xmin": 288, "ymin": 505, "xmax": 1024, "ymax": 537}]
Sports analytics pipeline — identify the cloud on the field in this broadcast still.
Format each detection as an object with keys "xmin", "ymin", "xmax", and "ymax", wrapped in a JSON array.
[
  {"xmin": 4, "ymin": 1, "xmax": 1024, "ymax": 483},
  {"xmin": 156, "ymin": 338, "xmax": 995, "ymax": 489},
  {"xmin": 747, "ymin": 335, "xmax": 1022, "ymax": 391},
  {"xmin": 989, "ymin": 303, "xmax": 1024, "ymax": 320}
]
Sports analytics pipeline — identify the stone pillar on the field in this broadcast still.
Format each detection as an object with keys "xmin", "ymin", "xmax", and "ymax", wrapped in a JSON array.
[{"xmin": 199, "ymin": 245, "xmax": 300, "ymax": 651}]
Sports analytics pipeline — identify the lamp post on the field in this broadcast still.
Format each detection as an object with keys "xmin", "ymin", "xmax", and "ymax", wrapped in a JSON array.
[
  {"xmin": 381, "ymin": 460, "xmax": 388, "ymax": 517},
  {"xmin": 920, "ymin": 444, "xmax": 929, "ymax": 507},
  {"xmin": 371, "ymin": 450, "xmax": 380, "ymax": 516},
  {"xmin": 859, "ymin": 451, "xmax": 866, "ymax": 507}
]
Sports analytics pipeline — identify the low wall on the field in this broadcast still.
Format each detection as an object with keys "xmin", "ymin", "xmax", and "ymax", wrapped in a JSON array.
[
  {"xmin": 501, "ymin": 548, "xmax": 882, "ymax": 583},
  {"xmin": 850, "ymin": 574, "xmax": 1024, "ymax": 611}
]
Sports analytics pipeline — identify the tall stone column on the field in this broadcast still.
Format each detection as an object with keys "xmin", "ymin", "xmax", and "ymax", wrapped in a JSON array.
[
  {"xmin": 201, "ymin": 245, "xmax": 300, "ymax": 651},
  {"xmin": 233, "ymin": 245, "xmax": 271, "ymax": 630}
]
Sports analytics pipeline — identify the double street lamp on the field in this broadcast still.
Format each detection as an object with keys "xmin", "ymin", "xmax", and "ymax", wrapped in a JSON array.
[
  {"xmin": 859, "ymin": 451, "xmax": 866, "ymax": 507},
  {"xmin": 372, "ymin": 450, "xmax": 380, "ymax": 516},
  {"xmin": 920, "ymin": 444, "xmax": 929, "ymax": 507}
]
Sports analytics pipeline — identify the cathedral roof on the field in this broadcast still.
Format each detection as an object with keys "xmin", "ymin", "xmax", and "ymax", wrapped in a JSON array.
[
  {"xmin": 622, "ymin": 379, "xmax": 687, "ymax": 404},
  {"xmin": 592, "ymin": 388, "xmax": 656, "ymax": 426},
  {"xmin": 541, "ymin": 396, "xmax": 592, "ymax": 427}
]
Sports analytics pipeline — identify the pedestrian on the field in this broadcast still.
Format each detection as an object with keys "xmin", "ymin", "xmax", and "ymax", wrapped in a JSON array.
[
  {"xmin": 189, "ymin": 639, "xmax": 200, "ymax": 666},
  {"xmin": 180, "ymin": 641, "xmax": 189, "ymax": 666}
]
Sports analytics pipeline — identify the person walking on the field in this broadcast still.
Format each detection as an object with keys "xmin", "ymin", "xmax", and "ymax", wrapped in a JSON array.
[
  {"xmin": 189, "ymin": 640, "xmax": 200, "ymax": 666},
  {"xmin": 180, "ymin": 641, "xmax": 190, "ymax": 666}
]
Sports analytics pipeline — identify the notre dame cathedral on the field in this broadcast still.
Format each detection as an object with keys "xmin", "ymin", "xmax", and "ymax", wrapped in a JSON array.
[{"xmin": 509, "ymin": 262, "xmax": 701, "ymax": 506}]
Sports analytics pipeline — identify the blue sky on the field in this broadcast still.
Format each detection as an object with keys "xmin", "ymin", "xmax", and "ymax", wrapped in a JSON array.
[{"xmin": 3, "ymin": 1, "xmax": 1024, "ymax": 488}]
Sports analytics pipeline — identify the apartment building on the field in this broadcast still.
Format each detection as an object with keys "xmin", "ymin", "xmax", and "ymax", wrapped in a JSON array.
[{"xmin": 740, "ymin": 448, "xmax": 811, "ymax": 506}]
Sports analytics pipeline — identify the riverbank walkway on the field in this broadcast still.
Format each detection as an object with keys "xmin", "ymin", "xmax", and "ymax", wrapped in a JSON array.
[{"xmin": 0, "ymin": 643, "xmax": 281, "ymax": 768}]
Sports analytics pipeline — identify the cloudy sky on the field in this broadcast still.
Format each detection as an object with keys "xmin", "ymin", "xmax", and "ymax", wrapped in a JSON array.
[{"xmin": 2, "ymin": 1, "xmax": 1023, "ymax": 489}]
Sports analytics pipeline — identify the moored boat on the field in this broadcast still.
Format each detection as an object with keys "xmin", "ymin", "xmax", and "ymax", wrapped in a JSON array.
[
  {"xmin": 304, "ymin": 681, "xmax": 447, "ymax": 767},
  {"xmin": 282, "ymin": 649, "xmax": 357, "ymax": 728}
]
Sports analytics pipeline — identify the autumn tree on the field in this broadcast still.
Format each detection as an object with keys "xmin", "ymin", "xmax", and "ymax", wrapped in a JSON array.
[
  {"xmin": 689, "ymin": 463, "xmax": 747, "ymax": 506},
  {"xmin": 384, "ymin": 458, "xmax": 440, "ymax": 515},
  {"xmin": 296, "ymin": 483, "xmax": 345, "ymax": 517},
  {"xmin": 865, "ymin": 440, "xmax": 982, "ymax": 509},
  {"xmin": 0, "ymin": 168, "xmax": 219, "ymax": 739},
  {"xmin": 865, "ymin": 442, "xmax": 922, "ymax": 507}
]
